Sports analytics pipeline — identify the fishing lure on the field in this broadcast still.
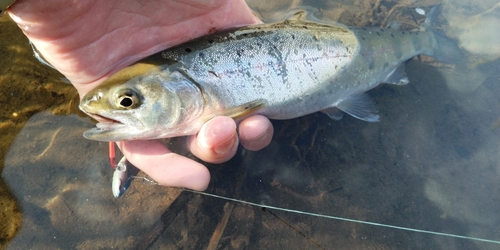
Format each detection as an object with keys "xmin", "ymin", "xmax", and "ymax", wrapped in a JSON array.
[{"xmin": 109, "ymin": 142, "xmax": 132, "ymax": 197}]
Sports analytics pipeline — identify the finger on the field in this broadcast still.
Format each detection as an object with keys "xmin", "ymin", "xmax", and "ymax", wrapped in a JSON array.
[
  {"xmin": 8, "ymin": 0, "xmax": 261, "ymax": 87},
  {"xmin": 238, "ymin": 115, "xmax": 274, "ymax": 151},
  {"xmin": 187, "ymin": 116, "xmax": 239, "ymax": 164},
  {"xmin": 116, "ymin": 140, "xmax": 210, "ymax": 191}
]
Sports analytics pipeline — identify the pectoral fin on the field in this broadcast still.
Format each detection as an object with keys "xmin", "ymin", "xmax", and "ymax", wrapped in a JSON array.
[
  {"xmin": 222, "ymin": 99, "xmax": 266, "ymax": 120},
  {"xmin": 336, "ymin": 93, "xmax": 380, "ymax": 122}
]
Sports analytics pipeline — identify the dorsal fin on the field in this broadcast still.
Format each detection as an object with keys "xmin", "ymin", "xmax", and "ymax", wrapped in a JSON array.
[{"xmin": 287, "ymin": 10, "xmax": 307, "ymax": 21}]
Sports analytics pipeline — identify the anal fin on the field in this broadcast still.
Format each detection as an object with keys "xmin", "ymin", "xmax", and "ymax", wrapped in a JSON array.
[
  {"xmin": 384, "ymin": 64, "xmax": 409, "ymax": 85},
  {"xmin": 336, "ymin": 93, "xmax": 380, "ymax": 122}
]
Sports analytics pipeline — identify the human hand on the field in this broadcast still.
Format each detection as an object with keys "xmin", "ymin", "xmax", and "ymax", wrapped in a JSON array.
[{"xmin": 8, "ymin": 0, "xmax": 274, "ymax": 191}]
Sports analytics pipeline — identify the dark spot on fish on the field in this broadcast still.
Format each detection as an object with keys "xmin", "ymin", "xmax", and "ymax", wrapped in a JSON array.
[
  {"xmin": 199, "ymin": 52, "xmax": 205, "ymax": 58},
  {"xmin": 361, "ymin": 36, "xmax": 366, "ymax": 41},
  {"xmin": 387, "ymin": 25, "xmax": 392, "ymax": 29},
  {"xmin": 185, "ymin": 48, "xmax": 192, "ymax": 53},
  {"xmin": 401, "ymin": 31, "xmax": 406, "ymax": 34},
  {"xmin": 454, "ymin": 145, "xmax": 470, "ymax": 159},
  {"xmin": 303, "ymin": 26, "xmax": 308, "ymax": 29},
  {"xmin": 291, "ymin": 34, "xmax": 295, "ymax": 39},
  {"xmin": 368, "ymin": 60, "xmax": 375, "ymax": 70},
  {"xmin": 335, "ymin": 65, "xmax": 338, "ymax": 70},
  {"xmin": 413, "ymin": 41, "xmax": 422, "ymax": 51},
  {"xmin": 395, "ymin": 49, "xmax": 402, "ymax": 59},
  {"xmin": 376, "ymin": 31, "xmax": 380, "ymax": 36},
  {"xmin": 408, "ymin": 31, "xmax": 413, "ymax": 35},
  {"xmin": 362, "ymin": 28, "xmax": 367, "ymax": 31},
  {"xmin": 391, "ymin": 34, "xmax": 395, "ymax": 38},
  {"xmin": 380, "ymin": 28, "xmax": 384, "ymax": 32},
  {"xmin": 208, "ymin": 39, "xmax": 214, "ymax": 43}
]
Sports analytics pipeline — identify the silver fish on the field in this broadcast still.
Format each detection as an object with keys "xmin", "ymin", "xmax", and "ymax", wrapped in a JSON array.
[
  {"xmin": 112, "ymin": 156, "xmax": 133, "ymax": 197},
  {"xmin": 79, "ymin": 6, "xmax": 458, "ymax": 141}
]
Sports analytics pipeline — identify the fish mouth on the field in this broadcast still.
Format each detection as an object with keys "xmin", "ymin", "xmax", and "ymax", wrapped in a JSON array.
[
  {"xmin": 82, "ymin": 112, "xmax": 147, "ymax": 141},
  {"xmin": 84, "ymin": 113, "xmax": 126, "ymax": 131}
]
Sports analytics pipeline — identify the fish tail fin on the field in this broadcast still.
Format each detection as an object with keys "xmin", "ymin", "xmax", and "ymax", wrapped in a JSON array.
[{"xmin": 421, "ymin": 5, "xmax": 463, "ymax": 64}]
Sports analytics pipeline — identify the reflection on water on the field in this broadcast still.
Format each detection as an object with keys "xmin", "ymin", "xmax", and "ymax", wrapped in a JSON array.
[
  {"xmin": 1, "ymin": 0, "xmax": 500, "ymax": 249},
  {"xmin": 442, "ymin": 0, "xmax": 500, "ymax": 64},
  {"xmin": 3, "ymin": 112, "xmax": 182, "ymax": 248}
]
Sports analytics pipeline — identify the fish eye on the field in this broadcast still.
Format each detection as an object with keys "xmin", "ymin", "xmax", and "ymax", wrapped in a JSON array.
[
  {"xmin": 119, "ymin": 96, "xmax": 133, "ymax": 107},
  {"xmin": 115, "ymin": 89, "xmax": 140, "ymax": 109}
]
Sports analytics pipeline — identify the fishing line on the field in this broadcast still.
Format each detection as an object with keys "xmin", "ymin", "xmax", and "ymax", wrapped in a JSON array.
[
  {"xmin": 264, "ymin": 207, "xmax": 326, "ymax": 249},
  {"xmin": 133, "ymin": 176, "xmax": 499, "ymax": 244},
  {"xmin": 184, "ymin": 189, "xmax": 500, "ymax": 245}
]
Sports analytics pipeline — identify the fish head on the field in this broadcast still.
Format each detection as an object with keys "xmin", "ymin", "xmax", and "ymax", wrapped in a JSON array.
[{"xmin": 79, "ymin": 63, "xmax": 203, "ymax": 141}]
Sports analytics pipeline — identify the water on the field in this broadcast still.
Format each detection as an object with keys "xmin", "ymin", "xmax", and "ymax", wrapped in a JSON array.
[{"xmin": 1, "ymin": 0, "xmax": 500, "ymax": 249}]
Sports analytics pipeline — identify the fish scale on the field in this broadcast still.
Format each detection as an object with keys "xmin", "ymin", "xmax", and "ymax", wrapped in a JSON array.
[
  {"xmin": 79, "ymin": 6, "xmax": 459, "ymax": 141},
  {"xmin": 177, "ymin": 22, "xmax": 358, "ymax": 119}
]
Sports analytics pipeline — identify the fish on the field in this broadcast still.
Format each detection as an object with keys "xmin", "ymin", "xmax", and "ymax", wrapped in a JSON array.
[
  {"xmin": 112, "ymin": 156, "xmax": 132, "ymax": 198},
  {"xmin": 79, "ymin": 5, "xmax": 459, "ymax": 141}
]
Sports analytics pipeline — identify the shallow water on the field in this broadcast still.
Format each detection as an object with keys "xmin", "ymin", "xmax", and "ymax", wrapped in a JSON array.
[{"xmin": 1, "ymin": 0, "xmax": 500, "ymax": 249}]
